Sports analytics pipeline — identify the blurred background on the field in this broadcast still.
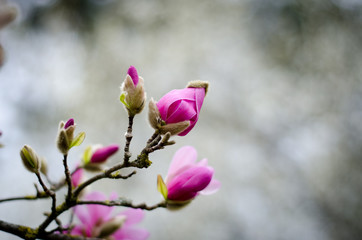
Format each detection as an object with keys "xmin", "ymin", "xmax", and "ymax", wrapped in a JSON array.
[{"xmin": 0, "ymin": 0, "xmax": 362, "ymax": 239}]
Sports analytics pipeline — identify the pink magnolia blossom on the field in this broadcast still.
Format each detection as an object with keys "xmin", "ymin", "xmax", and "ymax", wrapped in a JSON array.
[
  {"xmin": 156, "ymin": 85, "xmax": 206, "ymax": 136},
  {"xmin": 161, "ymin": 146, "xmax": 220, "ymax": 202},
  {"xmin": 72, "ymin": 191, "xmax": 149, "ymax": 240},
  {"xmin": 90, "ymin": 144, "xmax": 119, "ymax": 164}
]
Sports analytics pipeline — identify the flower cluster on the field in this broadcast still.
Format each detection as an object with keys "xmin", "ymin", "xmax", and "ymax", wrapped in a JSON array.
[{"xmin": 8, "ymin": 65, "xmax": 220, "ymax": 240}]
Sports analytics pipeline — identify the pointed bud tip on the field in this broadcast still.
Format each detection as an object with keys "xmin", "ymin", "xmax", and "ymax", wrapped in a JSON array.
[
  {"xmin": 127, "ymin": 65, "xmax": 139, "ymax": 86},
  {"xmin": 187, "ymin": 80, "xmax": 209, "ymax": 95},
  {"xmin": 64, "ymin": 118, "xmax": 74, "ymax": 129}
]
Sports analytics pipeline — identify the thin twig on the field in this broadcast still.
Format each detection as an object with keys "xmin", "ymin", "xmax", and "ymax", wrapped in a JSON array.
[
  {"xmin": 63, "ymin": 154, "xmax": 72, "ymax": 204},
  {"xmin": 123, "ymin": 115, "xmax": 134, "ymax": 164},
  {"xmin": 35, "ymin": 172, "xmax": 56, "ymax": 214},
  {"xmin": 77, "ymin": 199, "xmax": 167, "ymax": 211}
]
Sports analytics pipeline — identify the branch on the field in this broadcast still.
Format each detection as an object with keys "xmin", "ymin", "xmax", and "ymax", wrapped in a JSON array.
[
  {"xmin": 0, "ymin": 219, "xmax": 101, "ymax": 240},
  {"xmin": 35, "ymin": 172, "xmax": 56, "ymax": 214},
  {"xmin": 77, "ymin": 199, "xmax": 167, "ymax": 211}
]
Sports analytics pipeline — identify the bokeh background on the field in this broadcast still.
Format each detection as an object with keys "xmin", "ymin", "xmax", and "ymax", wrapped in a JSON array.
[{"xmin": 1, "ymin": 0, "xmax": 362, "ymax": 239}]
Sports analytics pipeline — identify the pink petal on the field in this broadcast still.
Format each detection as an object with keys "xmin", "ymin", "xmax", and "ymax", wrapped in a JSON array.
[
  {"xmin": 166, "ymin": 146, "xmax": 197, "ymax": 183},
  {"xmin": 157, "ymin": 88, "xmax": 196, "ymax": 120},
  {"xmin": 127, "ymin": 65, "xmax": 139, "ymax": 86},
  {"xmin": 166, "ymin": 100, "xmax": 197, "ymax": 123},
  {"xmin": 167, "ymin": 166, "xmax": 213, "ymax": 201},
  {"xmin": 85, "ymin": 192, "xmax": 115, "ymax": 224},
  {"xmin": 194, "ymin": 87, "xmax": 205, "ymax": 116},
  {"xmin": 90, "ymin": 144, "xmax": 119, "ymax": 163},
  {"xmin": 71, "ymin": 225, "xmax": 89, "ymax": 237},
  {"xmin": 71, "ymin": 167, "xmax": 83, "ymax": 188},
  {"xmin": 196, "ymin": 158, "xmax": 208, "ymax": 167},
  {"xmin": 64, "ymin": 118, "xmax": 74, "ymax": 129},
  {"xmin": 119, "ymin": 208, "xmax": 145, "ymax": 225},
  {"xmin": 73, "ymin": 205, "xmax": 92, "ymax": 228},
  {"xmin": 113, "ymin": 227, "xmax": 150, "ymax": 240},
  {"xmin": 199, "ymin": 179, "xmax": 221, "ymax": 195}
]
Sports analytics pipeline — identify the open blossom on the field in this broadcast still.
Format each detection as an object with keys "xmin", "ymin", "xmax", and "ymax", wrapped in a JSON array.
[
  {"xmin": 149, "ymin": 81, "xmax": 208, "ymax": 136},
  {"xmin": 72, "ymin": 191, "xmax": 149, "ymax": 240},
  {"xmin": 158, "ymin": 146, "xmax": 220, "ymax": 206}
]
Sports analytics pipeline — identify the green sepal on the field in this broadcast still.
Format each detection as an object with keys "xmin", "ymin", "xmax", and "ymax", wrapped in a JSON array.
[
  {"xmin": 120, "ymin": 93, "xmax": 129, "ymax": 108},
  {"xmin": 82, "ymin": 145, "xmax": 92, "ymax": 165},
  {"xmin": 22, "ymin": 147, "xmax": 35, "ymax": 168},
  {"xmin": 157, "ymin": 174, "xmax": 168, "ymax": 200},
  {"xmin": 70, "ymin": 132, "xmax": 86, "ymax": 149}
]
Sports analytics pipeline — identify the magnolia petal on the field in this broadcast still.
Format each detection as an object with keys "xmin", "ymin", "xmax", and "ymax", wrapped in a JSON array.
[
  {"xmin": 73, "ymin": 204, "xmax": 92, "ymax": 229},
  {"xmin": 127, "ymin": 65, "xmax": 139, "ymax": 86},
  {"xmin": 166, "ymin": 146, "xmax": 197, "ymax": 183},
  {"xmin": 157, "ymin": 88, "xmax": 196, "ymax": 120},
  {"xmin": 113, "ymin": 227, "xmax": 150, "ymax": 240},
  {"xmin": 90, "ymin": 144, "xmax": 119, "ymax": 163},
  {"xmin": 167, "ymin": 166, "xmax": 213, "ymax": 201},
  {"xmin": 194, "ymin": 87, "xmax": 206, "ymax": 115},
  {"xmin": 120, "ymin": 208, "xmax": 145, "ymax": 225},
  {"xmin": 166, "ymin": 100, "xmax": 197, "ymax": 123},
  {"xmin": 199, "ymin": 179, "xmax": 221, "ymax": 195},
  {"xmin": 85, "ymin": 192, "xmax": 114, "ymax": 224}
]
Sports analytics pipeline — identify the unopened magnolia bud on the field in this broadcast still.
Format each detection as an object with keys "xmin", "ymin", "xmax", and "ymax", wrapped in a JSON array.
[
  {"xmin": 56, "ymin": 118, "xmax": 84, "ymax": 154},
  {"xmin": 20, "ymin": 145, "xmax": 39, "ymax": 173},
  {"xmin": 98, "ymin": 216, "xmax": 126, "ymax": 238},
  {"xmin": 120, "ymin": 66, "xmax": 146, "ymax": 116}
]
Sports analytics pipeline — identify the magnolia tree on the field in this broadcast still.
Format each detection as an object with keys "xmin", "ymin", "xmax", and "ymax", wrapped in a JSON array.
[{"xmin": 0, "ymin": 65, "xmax": 221, "ymax": 240}]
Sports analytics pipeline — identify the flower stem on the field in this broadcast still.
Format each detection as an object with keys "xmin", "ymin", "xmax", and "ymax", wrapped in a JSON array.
[
  {"xmin": 123, "ymin": 115, "xmax": 134, "ymax": 165},
  {"xmin": 35, "ymin": 172, "xmax": 56, "ymax": 214},
  {"xmin": 62, "ymin": 154, "xmax": 72, "ymax": 204}
]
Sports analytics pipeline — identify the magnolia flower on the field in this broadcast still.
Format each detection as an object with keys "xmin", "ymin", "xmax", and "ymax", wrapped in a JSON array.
[
  {"xmin": 72, "ymin": 191, "xmax": 149, "ymax": 240},
  {"xmin": 149, "ymin": 81, "xmax": 208, "ymax": 136},
  {"xmin": 157, "ymin": 146, "xmax": 220, "ymax": 207},
  {"xmin": 120, "ymin": 66, "xmax": 146, "ymax": 116}
]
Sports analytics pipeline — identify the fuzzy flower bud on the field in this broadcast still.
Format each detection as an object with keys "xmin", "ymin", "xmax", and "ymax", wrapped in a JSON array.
[
  {"xmin": 120, "ymin": 66, "xmax": 146, "ymax": 116},
  {"xmin": 157, "ymin": 146, "xmax": 220, "ymax": 209},
  {"xmin": 149, "ymin": 81, "xmax": 208, "ymax": 136},
  {"xmin": 20, "ymin": 145, "xmax": 39, "ymax": 173},
  {"xmin": 56, "ymin": 118, "xmax": 85, "ymax": 155}
]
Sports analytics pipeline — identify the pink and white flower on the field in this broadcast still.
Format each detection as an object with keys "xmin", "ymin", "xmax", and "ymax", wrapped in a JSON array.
[
  {"xmin": 155, "ymin": 82, "xmax": 207, "ymax": 136},
  {"xmin": 158, "ymin": 146, "xmax": 220, "ymax": 205},
  {"xmin": 72, "ymin": 191, "xmax": 149, "ymax": 240}
]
